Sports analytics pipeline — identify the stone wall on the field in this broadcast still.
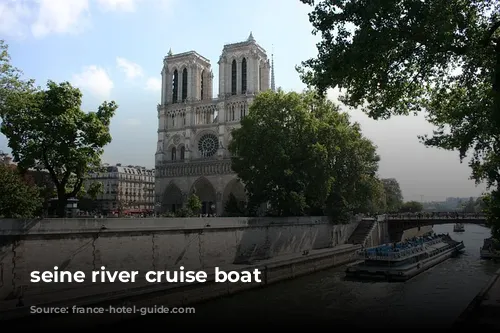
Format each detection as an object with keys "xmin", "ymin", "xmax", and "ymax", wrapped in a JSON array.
[
  {"xmin": 400, "ymin": 225, "xmax": 433, "ymax": 241},
  {"xmin": 0, "ymin": 216, "xmax": 359, "ymax": 308},
  {"xmin": 363, "ymin": 219, "xmax": 388, "ymax": 247},
  {"xmin": 363, "ymin": 220, "xmax": 435, "ymax": 247}
]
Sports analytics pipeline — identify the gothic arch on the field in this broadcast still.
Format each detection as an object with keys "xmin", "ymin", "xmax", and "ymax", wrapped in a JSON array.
[
  {"xmin": 172, "ymin": 69, "xmax": 179, "ymax": 103},
  {"xmin": 200, "ymin": 70, "xmax": 205, "ymax": 100},
  {"xmin": 190, "ymin": 177, "xmax": 217, "ymax": 214},
  {"xmin": 181, "ymin": 67, "xmax": 188, "ymax": 101},
  {"xmin": 178, "ymin": 144, "xmax": 186, "ymax": 160},
  {"xmin": 222, "ymin": 178, "xmax": 246, "ymax": 214},
  {"xmin": 162, "ymin": 182, "xmax": 183, "ymax": 213},
  {"xmin": 231, "ymin": 59, "xmax": 237, "ymax": 95},
  {"xmin": 194, "ymin": 129, "xmax": 218, "ymax": 143},
  {"xmin": 241, "ymin": 57, "xmax": 247, "ymax": 93},
  {"xmin": 167, "ymin": 144, "xmax": 176, "ymax": 161}
]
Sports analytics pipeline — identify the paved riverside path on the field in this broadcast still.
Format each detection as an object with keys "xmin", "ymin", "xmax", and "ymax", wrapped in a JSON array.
[{"xmin": 454, "ymin": 268, "xmax": 500, "ymax": 330}]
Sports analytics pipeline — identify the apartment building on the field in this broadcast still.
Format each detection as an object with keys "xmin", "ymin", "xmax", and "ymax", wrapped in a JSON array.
[{"xmin": 85, "ymin": 163, "xmax": 155, "ymax": 214}]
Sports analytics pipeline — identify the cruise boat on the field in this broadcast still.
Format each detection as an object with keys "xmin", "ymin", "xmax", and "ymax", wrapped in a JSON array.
[
  {"xmin": 480, "ymin": 237, "xmax": 500, "ymax": 260},
  {"xmin": 345, "ymin": 233, "xmax": 465, "ymax": 282},
  {"xmin": 453, "ymin": 223, "xmax": 465, "ymax": 232}
]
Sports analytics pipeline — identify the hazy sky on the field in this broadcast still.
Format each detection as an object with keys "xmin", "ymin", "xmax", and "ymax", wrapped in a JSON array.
[{"xmin": 0, "ymin": 0, "xmax": 487, "ymax": 201}]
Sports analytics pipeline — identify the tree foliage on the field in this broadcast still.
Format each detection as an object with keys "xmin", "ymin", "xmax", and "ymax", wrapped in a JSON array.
[
  {"xmin": 299, "ymin": 0, "xmax": 500, "ymax": 233},
  {"xmin": 484, "ymin": 190, "xmax": 500, "ymax": 239},
  {"xmin": 381, "ymin": 178, "xmax": 404, "ymax": 212},
  {"xmin": 475, "ymin": 196, "xmax": 487, "ymax": 212},
  {"xmin": 229, "ymin": 90, "xmax": 383, "ymax": 221},
  {"xmin": 187, "ymin": 193, "xmax": 202, "ymax": 214},
  {"xmin": 0, "ymin": 40, "xmax": 117, "ymax": 217},
  {"xmin": 462, "ymin": 197, "xmax": 477, "ymax": 213},
  {"xmin": 0, "ymin": 164, "xmax": 42, "ymax": 218},
  {"xmin": 400, "ymin": 201, "xmax": 424, "ymax": 213},
  {"xmin": 225, "ymin": 193, "xmax": 245, "ymax": 216}
]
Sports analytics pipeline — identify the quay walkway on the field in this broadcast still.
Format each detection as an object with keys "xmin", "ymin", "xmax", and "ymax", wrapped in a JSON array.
[{"xmin": 454, "ymin": 268, "xmax": 500, "ymax": 330}]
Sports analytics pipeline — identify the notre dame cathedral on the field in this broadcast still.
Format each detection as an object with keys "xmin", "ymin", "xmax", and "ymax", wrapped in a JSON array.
[{"xmin": 155, "ymin": 33, "xmax": 275, "ymax": 215}]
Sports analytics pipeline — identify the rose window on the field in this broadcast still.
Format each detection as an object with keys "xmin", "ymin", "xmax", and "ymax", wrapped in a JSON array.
[{"xmin": 198, "ymin": 133, "xmax": 219, "ymax": 157}]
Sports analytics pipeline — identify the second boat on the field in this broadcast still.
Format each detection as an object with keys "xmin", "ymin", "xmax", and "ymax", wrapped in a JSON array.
[{"xmin": 345, "ymin": 232, "xmax": 465, "ymax": 282}]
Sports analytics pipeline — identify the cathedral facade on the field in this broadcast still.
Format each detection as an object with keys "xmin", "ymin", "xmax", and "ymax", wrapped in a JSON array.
[{"xmin": 155, "ymin": 33, "xmax": 275, "ymax": 215}]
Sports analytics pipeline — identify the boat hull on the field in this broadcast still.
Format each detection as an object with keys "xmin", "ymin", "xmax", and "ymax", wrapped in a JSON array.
[{"xmin": 346, "ymin": 241, "xmax": 465, "ymax": 282}]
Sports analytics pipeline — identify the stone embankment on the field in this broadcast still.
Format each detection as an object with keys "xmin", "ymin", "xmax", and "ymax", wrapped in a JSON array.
[{"xmin": 454, "ymin": 268, "xmax": 500, "ymax": 330}]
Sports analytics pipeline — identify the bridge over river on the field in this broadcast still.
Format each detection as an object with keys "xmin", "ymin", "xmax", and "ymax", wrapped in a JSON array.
[
  {"xmin": 386, "ymin": 212, "xmax": 486, "ymax": 223},
  {"xmin": 384, "ymin": 213, "xmax": 487, "ymax": 241}
]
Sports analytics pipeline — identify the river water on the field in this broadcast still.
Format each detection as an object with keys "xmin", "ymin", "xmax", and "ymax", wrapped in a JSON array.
[{"xmin": 119, "ymin": 224, "xmax": 499, "ymax": 330}]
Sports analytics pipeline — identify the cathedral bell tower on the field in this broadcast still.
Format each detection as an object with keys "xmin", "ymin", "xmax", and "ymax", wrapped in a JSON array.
[
  {"xmin": 217, "ymin": 32, "xmax": 272, "ymax": 98},
  {"xmin": 161, "ymin": 50, "xmax": 214, "ymax": 105}
]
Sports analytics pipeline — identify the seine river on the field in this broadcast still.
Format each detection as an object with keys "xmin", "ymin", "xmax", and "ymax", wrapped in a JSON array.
[{"xmin": 119, "ymin": 224, "xmax": 499, "ymax": 329}]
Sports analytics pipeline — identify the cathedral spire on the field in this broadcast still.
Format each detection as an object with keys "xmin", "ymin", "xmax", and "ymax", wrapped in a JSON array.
[
  {"xmin": 167, "ymin": 48, "xmax": 173, "ymax": 56},
  {"xmin": 271, "ymin": 48, "xmax": 276, "ymax": 92}
]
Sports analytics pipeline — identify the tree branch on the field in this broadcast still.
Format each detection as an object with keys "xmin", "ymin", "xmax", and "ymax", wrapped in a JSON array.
[
  {"xmin": 67, "ymin": 177, "xmax": 84, "ymax": 198},
  {"xmin": 42, "ymin": 150, "xmax": 59, "ymax": 187},
  {"xmin": 61, "ymin": 169, "xmax": 71, "ymax": 187},
  {"xmin": 484, "ymin": 20, "xmax": 500, "ymax": 47}
]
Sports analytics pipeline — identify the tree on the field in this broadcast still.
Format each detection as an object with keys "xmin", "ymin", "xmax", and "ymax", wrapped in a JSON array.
[
  {"xmin": 356, "ymin": 176, "xmax": 387, "ymax": 215},
  {"xmin": 0, "ymin": 41, "xmax": 117, "ymax": 217},
  {"xmin": 116, "ymin": 199, "xmax": 136, "ymax": 217},
  {"xmin": 77, "ymin": 179, "xmax": 104, "ymax": 212},
  {"xmin": 299, "ymin": 0, "xmax": 500, "ymax": 234},
  {"xmin": 475, "ymin": 196, "xmax": 487, "ymax": 212},
  {"xmin": 462, "ymin": 197, "xmax": 476, "ymax": 213},
  {"xmin": 381, "ymin": 178, "xmax": 404, "ymax": 213},
  {"xmin": 186, "ymin": 193, "xmax": 202, "ymax": 215},
  {"xmin": 484, "ymin": 192, "xmax": 500, "ymax": 239},
  {"xmin": 0, "ymin": 164, "xmax": 42, "ymax": 218},
  {"xmin": 225, "ymin": 193, "xmax": 245, "ymax": 216},
  {"xmin": 400, "ymin": 201, "xmax": 424, "ymax": 213},
  {"xmin": 229, "ymin": 90, "xmax": 383, "ymax": 221}
]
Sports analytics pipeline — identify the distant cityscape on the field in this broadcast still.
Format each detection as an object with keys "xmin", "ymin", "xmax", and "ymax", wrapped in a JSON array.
[{"xmin": 422, "ymin": 197, "xmax": 481, "ymax": 213}]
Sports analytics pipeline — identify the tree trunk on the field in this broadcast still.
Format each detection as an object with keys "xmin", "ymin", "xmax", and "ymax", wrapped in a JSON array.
[{"xmin": 56, "ymin": 189, "xmax": 67, "ymax": 218}]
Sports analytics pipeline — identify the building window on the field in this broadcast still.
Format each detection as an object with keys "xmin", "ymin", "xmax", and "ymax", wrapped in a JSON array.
[
  {"xmin": 172, "ymin": 70, "xmax": 178, "ymax": 103},
  {"xmin": 171, "ymin": 114, "xmax": 175, "ymax": 127},
  {"xmin": 231, "ymin": 60, "xmax": 237, "ymax": 95},
  {"xmin": 201, "ymin": 70, "xmax": 204, "ymax": 100},
  {"xmin": 171, "ymin": 147, "xmax": 176, "ymax": 161},
  {"xmin": 241, "ymin": 58, "xmax": 247, "ymax": 93},
  {"xmin": 182, "ymin": 68, "xmax": 188, "ymax": 101},
  {"xmin": 180, "ymin": 146, "xmax": 185, "ymax": 160},
  {"xmin": 198, "ymin": 133, "xmax": 219, "ymax": 157}
]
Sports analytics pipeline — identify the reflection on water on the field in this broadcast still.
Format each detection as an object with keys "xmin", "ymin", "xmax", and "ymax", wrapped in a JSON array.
[{"xmin": 121, "ymin": 224, "xmax": 499, "ymax": 329}]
